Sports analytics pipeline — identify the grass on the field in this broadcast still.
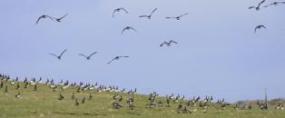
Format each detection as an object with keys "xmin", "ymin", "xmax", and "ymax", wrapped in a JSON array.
[{"xmin": 0, "ymin": 80, "xmax": 284, "ymax": 118}]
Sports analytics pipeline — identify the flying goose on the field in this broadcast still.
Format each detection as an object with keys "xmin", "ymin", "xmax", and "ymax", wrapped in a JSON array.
[
  {"xmin": 165, "ymin": 13, "xmax": 188, "ymax": 20},
  {"xmin": 264, "ymin": 1, "xmax": 285, "ymax": 8},
  {"xmin": 121, "ymin": 26, "xmax": 137, "ymax": 34},
  {"xmin": 53, "ymin": 13, "xmax": 68, "ymax": 22},
  {"xmin": 248, "ymin": 0, "xmax": 266, "ymax": 10},
  {"xmin": 35, "ymin": 15, "xmax": 54, "ymax": 24},
  {"xmin": 107, "ymin": 56, "xmax": 129, "ymax": 64},
  {"xmin": 160, "ymin": 40, "xmax": 178, "ymax": 47},
  {"xmin": 78, "ymin": 51, "xmax": 98, "ymax": 60},
  {"xmin": 112, "ymin": 8, "xmax": 128, "ymax": 17},
  {"xmin": 254, "ymin": 25, "xmax": 266, "ymax": 33},
  {"xmin": 49, "ymin": 49, "xmax": 67, "ymax": 60},
  {"xmin": 139, "ymin": 8, "xmax": 158, "ymax": 19}
]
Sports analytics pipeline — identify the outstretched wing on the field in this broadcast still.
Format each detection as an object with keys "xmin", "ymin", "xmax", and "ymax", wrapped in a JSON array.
[
  {"xmin": 254, "ymin": 25, "xmax": 266, "ymax": 33},
  {"xmin": 49, "ymin": 53, "xmax": 58, "ymax": 57},
  {"xmin": 59, "ymin": 49, "xmax": 67, "ymax": 57},
  {"xmin": 254, "ymin": 27, "xmax": 258, "ymax": 33},
  {"xmin": 59, "ymin": 13, "xmax": 68, "ymax": 20},
  {"xmin": 129, "ymin": 27, "xmax": 137, "ymax": 32},
  {"xmin": 36, "ymin": 16, "xmax": 44, "ymax": 24},
  {"xmin": 36, "ymin": 15, "xmax": 53, "ymax": 24},
  {"xmin": 139, "ymin": 15, "xmax": 149, "ymax": 18},
  {"xmin": 120, "ymin": 8, "xmax": 128, "ymax": 14},
  {"xmin": 248, "ymin": 6, "xmax": 256, "ymax": 9},
  {"xmin": 121, "ymin": 27, "xmax": 136, "ymax": 34},
  {"xmin": 121, "ymin": 27, "xmax": 127, "ymax": 34},
  {"xmin": 78, "ymin": 53, "xmax": 88, "ymax": 58},
  {"xmin": 170, "ymin": 40, "xmax": 178, "ymax": 44},
  {"xmin": 271, "ymin": 2, "xmax": 285, "ymax": 6},
  {"xmin": 263, "ymin": 5, "xmax": 270, "ymax": 8},
  {"xmin": 257, "ymin": 0, "xmax": 266, "ymax": 7},
  {"xmin": 88, "ymin": 51, "xmax": 98, "ymax": 58},
  {"xmin": 107, "ymin": 58, "xmax": 116, "ymax": 64},
  {"xmin": 112, "ymin": 9, "xmax": 118, "ymax": 17},
  {"xmin": 119, "ymin": 56, "xmax": 129, "ymax": 58},
  {"xmin": 150, "ymin": 8, "xmax": 158, "ymax": 15},
  {"xmin": 179, "ymin": 13, "xmax": 189, "ymax": 17},
  {"xmin": 260, "ymin": 25, "xmax": 266, "ymax": 29},
  {"xmin": 160, "ymin": 41, "xmax": 168, "ymax": 47},
  {"xmin": 165, "ymin": 16, "xmax": 175, "ymax": 19}
]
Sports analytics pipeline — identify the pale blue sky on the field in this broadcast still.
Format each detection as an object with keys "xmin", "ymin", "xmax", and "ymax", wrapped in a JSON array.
[{"xmin": 0, "ymin": 0, "xmax": 285, "ymax": 102}]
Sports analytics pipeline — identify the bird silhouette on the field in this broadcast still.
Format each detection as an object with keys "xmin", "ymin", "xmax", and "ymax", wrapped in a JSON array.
[
  {"xmin": 254, "ymin": 25, "xmax": 266, "ymax": 33},
  {"xmin": 121, "ymin": 26, "xmax": 137, "ymax": 34},
  {"xmin": 35, "ymin": 15, "xmax": 54, "ymax": 24},
  {"xmin": 78, "ymin": 51, "xmax": 98, "ymax": 60},
  {"xmin": 263, "ymin": 1, "xmax": 285, "ymax": 8},
  {"xmin": 139, "ymin": 8, "xmax": 158, "ymax": 19},
  {"xmin": 112, "ymin": 8, "xmax": 128, "ymax": 17},
  {"xmin": 53, "ymin": 14, "xmax": 68, "ymax": 22},
  {"xmin": 49, "ymin": 49, "xmax": 67, "ymax": 60},
  {"xmin": 160, "ymin": 40, "xmax": 178, "ymax": 47},
  {"xmin": 107, "ymin": 56, "xmax": 129, "ymax": 64},
  {"xmin": 165, "ymin": 13, "xmax": 188, "ymax": 20},
  {"xmin": 248, "ymin": 0, "xmax": 266, "ymax": 10}
]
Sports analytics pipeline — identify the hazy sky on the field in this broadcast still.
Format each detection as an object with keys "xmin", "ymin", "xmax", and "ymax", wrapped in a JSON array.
[{"xmin": 0, "ymin": 0, "xmax": 284, "ymax": 102}]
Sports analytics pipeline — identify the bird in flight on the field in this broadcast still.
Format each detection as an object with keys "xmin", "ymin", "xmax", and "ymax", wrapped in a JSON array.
[
  {"xmin": 254, "ymin": 25, "xmax": 266, "ymax": 33},
  {"xmin": 107, "ymin": 56, "xmax": 129, "ymax": 64},
  {"xmin": 112, "ymin": 8, "xmax": 128, "ymax": 17},
  {"xmin": 121, "ymin": 26, "xmax": 137, "ymax": 34},
  {"xmin": 165, "ymin": 13, "xmax": 188, "ymax": 20},
  {"xmin": 139, "ymin": 8, "xmax": 158, "ymax": 19},
  {"xmin": 160, "ymin": 40, "xmax": 178, "ymax": 47},
  {"xmin": 78, "ymin": 51, "xmax": 98, "ymax": 60},
  {"xmin": 263, "ymin": 1, "xmax": 285, "ymax": 8},
  {"xmin": 49, "ymin": 49, "xmax": 67, "ymax": 60},
  {"xmin": 35, "ymin": 15, "xmax": 54, "ymax": 24},
  {"xmin": 248, "ymin": 0, "xmax": 266, "ymax": 11},
  {"xmin": 53, "ymin": 14, "xmax": 68, "ymax": 22}
]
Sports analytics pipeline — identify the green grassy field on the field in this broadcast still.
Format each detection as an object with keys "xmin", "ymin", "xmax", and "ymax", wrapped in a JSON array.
[{"xmin": 0, "ymin": 80, "xmax": 284, "ymax": 118}]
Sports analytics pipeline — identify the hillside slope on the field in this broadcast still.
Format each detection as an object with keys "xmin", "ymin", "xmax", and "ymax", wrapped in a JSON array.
[{"xmin": 0, "ymin": 76, "xmax": 284, "ymax": 118}]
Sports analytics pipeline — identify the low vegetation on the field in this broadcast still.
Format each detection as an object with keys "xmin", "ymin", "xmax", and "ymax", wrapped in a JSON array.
[{"xmin": 0, "ymin": 75, "xmax": 284, "ymax": 118}]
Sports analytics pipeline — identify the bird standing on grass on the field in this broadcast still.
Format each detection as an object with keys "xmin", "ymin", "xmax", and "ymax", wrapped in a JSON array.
[
  {"xmin": 4, "ymin": 86, "xmax": 8, "ymax": 93},
  {"xmin": 81, "ymin": 97, "xmax": 86, "ymax": 104},
  {"xmin": 71, "ymin": 92, "xmax": 75, "ymax": 100},
  {"xmin": 75, "ymin": 98, "xmax": 80, "ymax": 106},
  {"xmin": 58, "ymin": 92, "xmax": 64, "ymax": 100},
  {"xmin": 88, "ymin": 93, "xmax": 93, "ymax": 100},
  {"xmin": 15, "ymin": 91, "xmax": 22, "ymax": 99}
]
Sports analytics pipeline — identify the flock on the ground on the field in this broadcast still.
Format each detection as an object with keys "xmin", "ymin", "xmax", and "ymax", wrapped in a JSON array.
[{"xmin": 0, "ymin": 74, "xmax": 284, "ymax": 114}]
